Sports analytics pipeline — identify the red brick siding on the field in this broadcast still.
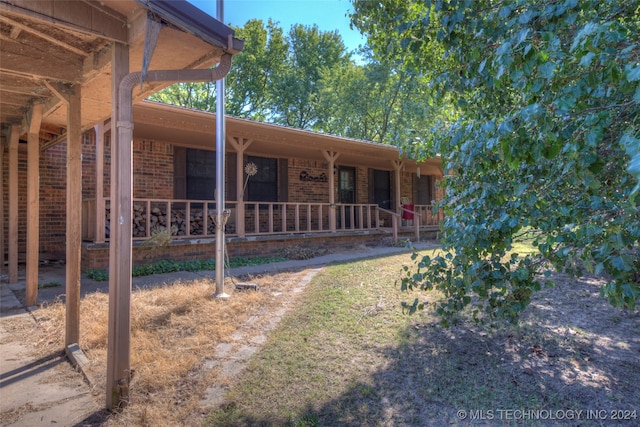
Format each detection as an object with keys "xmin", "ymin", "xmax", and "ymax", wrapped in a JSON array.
[
  {"xmin": 356, "ymin": 166, "xmax": 368, "ymax": 204},
  {"xmin": 81, "ymin": 232, "xmax": 412, "ymax": 270},
  {"xmin": 1, "ymin": 143, "xmax": 28, "ymax": 258},
  {"xmin": 132, "ymin": 139, "xmax": 174, "ymax": 199},
  {"xmin": 288, "ymin": 159, "xmax": 330, "ymax": 203},
  {"xmin": 40, "ymin": 143, "xmax": 68, "ymax": 256}
]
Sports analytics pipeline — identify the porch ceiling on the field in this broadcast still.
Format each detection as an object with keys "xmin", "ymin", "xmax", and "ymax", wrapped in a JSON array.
[
  {"xmin": 0, "ymin": 0, "xmax": 241, "ymax": 141},
  {"xmin": 133, "ymin": 101, "xmax": 443, "ymax": 174}
]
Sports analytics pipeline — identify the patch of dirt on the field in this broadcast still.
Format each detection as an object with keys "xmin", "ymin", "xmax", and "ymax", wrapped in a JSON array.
[
  {"xmin": 508, "ymin": 272, "xmax": 639, "ymax": 413},
  {"xmin": 196, "ymin": 268, "xmax": 322, "ymax": 413},
  {"xmin": 400, "ymin": 272, "xmax": 640, "ymax": 426}
]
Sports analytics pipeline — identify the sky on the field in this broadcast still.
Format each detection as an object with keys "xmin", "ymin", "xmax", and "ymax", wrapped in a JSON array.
[{"xmin": 188, "ymin": 0, "xmax": 368, "ymax": 55}]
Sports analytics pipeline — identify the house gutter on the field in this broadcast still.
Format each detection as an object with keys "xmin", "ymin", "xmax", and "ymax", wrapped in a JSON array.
[{"xmin": 108, "ymin": 53, "xmax": 232, "ymax": 409}]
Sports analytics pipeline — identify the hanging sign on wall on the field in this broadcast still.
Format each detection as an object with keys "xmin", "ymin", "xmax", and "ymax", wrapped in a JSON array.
[{"xmin": 299, "ymin": 171, "xmax": 328, "ymax": 182}]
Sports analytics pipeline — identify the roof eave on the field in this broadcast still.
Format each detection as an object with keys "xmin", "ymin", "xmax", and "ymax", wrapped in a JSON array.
[{"xmin": 135, "ymin": 0, "xmax": 244, "ymax": 53}]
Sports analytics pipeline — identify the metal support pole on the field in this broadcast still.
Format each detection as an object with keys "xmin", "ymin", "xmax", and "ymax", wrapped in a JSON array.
[{"xmin": 214, "ymin": 0, "xmax": 229, "ymax": 298}]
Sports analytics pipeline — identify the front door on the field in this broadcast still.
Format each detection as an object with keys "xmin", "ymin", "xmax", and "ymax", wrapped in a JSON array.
[{"xmin": 338, "ymin": 166, "xmax": 356, "ymax": 228}]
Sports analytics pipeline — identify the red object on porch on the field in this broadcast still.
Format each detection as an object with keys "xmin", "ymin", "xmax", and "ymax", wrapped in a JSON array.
[{"xmin": 402, "ymin": 204, "xmax": 414, "ymax": 220}]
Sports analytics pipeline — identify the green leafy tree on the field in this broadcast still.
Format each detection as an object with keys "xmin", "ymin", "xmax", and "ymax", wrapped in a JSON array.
[
  {"xmin": 148, "ymin": 81, "xmax": 216, "ymax": 111},
  {"xmin": 317, "ymin": 48, "xmax": 443, "ymax": 144},
  {"xmin": 150, "ymin": 19, "xmax": 288, "ymax": 120},
  {"xmin": 225, "ymin": 19, "xmax": 288, "ymax": 119},
  {"xmin": 271, "ymin": 24, "xmax": 350, "ymax": 129},
  {"xmin": 352, "ymin": 0, "xmax": 640, "ymax": 323}
]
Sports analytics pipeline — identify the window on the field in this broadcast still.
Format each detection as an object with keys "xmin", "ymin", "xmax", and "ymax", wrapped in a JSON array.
[
  {"xmin": 247, "ymin": 156, "xmax": 278, "ymax": 202},
  {"xmin": 338, "ymin": 166, "xmax": 356, "ymax": 204},
  {"xmin": 372, "ymin": 169, "xmax": 391, "ymax": 209},
  {"xmin": 174, "ymin": 149, "xmax": 283, "ymax": 202},
  {"xmin": 186, "ymin": 149, "xmax": 215, "ymax": 200}
]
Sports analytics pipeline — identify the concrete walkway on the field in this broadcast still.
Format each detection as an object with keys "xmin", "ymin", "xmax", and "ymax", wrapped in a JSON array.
[
  {"xmin": 0, "ymin": 241, "xmax": 438, "ymax": 426},
  {"xmin": 1, "ymin": 269, "xmax": 106, "ymax": 426}
]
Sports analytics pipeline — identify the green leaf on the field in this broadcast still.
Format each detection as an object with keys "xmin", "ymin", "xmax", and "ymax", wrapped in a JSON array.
[
  {"xmin": 611, "ymin": 255, "xmax": 632, "ymax": 272},
  {"xmin": 626, "ymin": 64, "xmax": 640, "ymax": 82},
  {"xmin": 570, "ymin": 22, "xmax": 598, "ymax": 52},
  {"xmin": 538, "ymin": 62, "xmax": 555, "ymax": 80},
  {"xmin": 578, "ymin": 52, "xmax": 595, "ymax": 67}
]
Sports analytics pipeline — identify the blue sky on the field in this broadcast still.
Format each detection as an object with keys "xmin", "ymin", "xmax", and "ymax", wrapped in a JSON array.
[{"xmin": 188, "ymin": 0, "xmax": 367, "ymax": 54}]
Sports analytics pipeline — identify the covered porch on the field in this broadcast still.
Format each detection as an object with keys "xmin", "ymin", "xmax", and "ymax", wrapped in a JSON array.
[{"xmin": 80, "ymin": 101, "xmax": 444, "ymax": 268}]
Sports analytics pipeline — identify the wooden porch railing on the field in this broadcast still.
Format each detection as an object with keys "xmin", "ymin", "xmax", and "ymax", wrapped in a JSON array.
[
  {"xmin": 242, "ymin": 202, "xmax": 382, "ymax": 235},
  {"xmin": 81, "ymin": 199, "xmax": 410, "ymax": 242},
  {"xmin": 376, "ymin": 207, "xmax": 401, "ymax": 242},
  {"xmin": 413, "ymin": 204, "xmax": 444, "ymax": 227}
]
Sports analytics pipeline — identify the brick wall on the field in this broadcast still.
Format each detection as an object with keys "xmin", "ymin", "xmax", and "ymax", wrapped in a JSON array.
[
  {"xmin": 132, "ymin": 139, "xmax": 174, "ymax": 199},
  {"xmin": 0, "ymin": 133, "xmax": 95, "ymax": 259},
  {"xmin": 1, "ymin": 142, "xmax": 28, "ymax": 259},
  {"xmin": 81, "ymin": 231, "xmax": 410, "ymax": 270},
  {"xmin": 40, "ymin": 142, "xmax": 67, "ymax": 257},
  {"xmin": 288, "ymin": 159, "xmax": 330, "ymax": 203},
  {"xmin": 356, "ymin": 167, "xmax": 368, "ymax": 204}
]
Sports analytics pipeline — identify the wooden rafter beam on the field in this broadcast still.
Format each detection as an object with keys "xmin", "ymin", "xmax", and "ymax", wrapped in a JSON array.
[
  {"xmin": 43, "ymin": 80, "xmax": 73, "ymax": 104},
  {"xmin": 9, "ymin": 24, "xmax": 21, "ymax": 38},
  {"xmin": 0, "ymin": 0, "xmax": 128, "ymax": 43},
  {"xmin": 0, "ymin": 49, "xmax": 83, "ymax": 82},
  {"xmin": 0, "ymin": 14, "xmax": 90, "ymax": 57}
]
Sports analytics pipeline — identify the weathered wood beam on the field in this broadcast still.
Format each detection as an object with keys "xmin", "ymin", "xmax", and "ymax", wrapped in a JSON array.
[
  {"xmin": 9, "ymin": 24, "xmax": 21, "ymax": 39},
  {"xmin": 107, "ymin": 41, "xmax": 131, "ymax": 411},
  {"xmin": 392, "ymin": 160, "xmax": 404, "ymax": 213},
  {"xmin": 43, "ymin": 81, "xmax": 74, "ymax": 103},
  {"xmin": 26, "ymin": 103, "xmax": 43, "ymax": 306},
  {"xmin": 0, "ymin": 90, "xmax": 44, "ymax": 107},
  {"xmin": 228, "ymin": 136, "xmax": 253, "ymax": 238},
  {"xmin": 321, "ymin": 150, "xmax": 340, "ymax": 232},
  {"xmin": 0, "ymin": 49, "xmax": 83, "ymax": 83},
  {"xmin": 0, "ymin": 130, "xmax": 4, "ymax": 277},
  {"xmin": 0, "ymin": 0, "xmax": 128, "ymax": 43},
  {"xmin": 95, "ymin": 122, "xmax": 105, "ymax": 243},
  {"xmin": 65, "ymin": 84, "xmax": 82, "ymax": 346},
  {"xmin": 0, "ymin": 14, "xmax": 89, "ymax": 57},
  {"xmin": 7, "ymin": 124, "xmax": 19, "ymax": 283},
  {"xmin": 81, "ymin": 44, "xmax": 114, "ymax": 83}
]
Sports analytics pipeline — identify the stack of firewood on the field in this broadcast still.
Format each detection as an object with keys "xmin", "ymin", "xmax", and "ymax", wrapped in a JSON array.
[{"xmin": 105, "ymin": 205, "xmax": 217, "ymax": 238}]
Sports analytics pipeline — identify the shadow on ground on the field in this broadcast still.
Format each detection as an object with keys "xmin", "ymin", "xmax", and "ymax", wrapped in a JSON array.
[{"xmin": 210, "ymin": 274, "xmax": 639, "ymax": 427}]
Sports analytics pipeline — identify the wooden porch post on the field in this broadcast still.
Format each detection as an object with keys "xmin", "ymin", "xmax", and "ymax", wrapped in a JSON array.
[
  {"xmin": 95, "ymin": 122, "xmax": 105, "ymax": 243},
  {"xmin": 26, "ymin": 103, "xmax": 43, "ymax": 306},
  {"xmin": 106, "ymin": 41, "xmax": 131, "ymax": 410},
  {"xmin": 8, "ymin": 124, "xmax": 19, "ymax": 283},
  {"xmin": 227, "ymin": 136, "xmax": 253, "ymax": 238},
  {"xmin": 236, "ymin": 149, "xmax": 245, "ymax": 237},
  {"xmin": 322, "ymin": 151, "xmax": 340, "ymax": 233},
  {"xmin": 66, "ymin": 85, "xmax": 82, "ymax": 346},
  {"xmin": 392, "ymin": 160, "xmax": 403, "ymax": 213}
]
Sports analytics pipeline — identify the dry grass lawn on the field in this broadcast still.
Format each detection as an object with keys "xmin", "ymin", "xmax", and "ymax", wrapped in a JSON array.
[
  {"xmin": 17, "ymin": 269, "xmax": 316, "ymax": 426},
  {"xmin": 4, "ymin": 250, "xmax": 640, "ymax": 427}
]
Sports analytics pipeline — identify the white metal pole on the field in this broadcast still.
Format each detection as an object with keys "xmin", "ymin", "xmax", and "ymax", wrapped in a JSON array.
[{"xmin": 214, "ymin": 0, "xmax": 229, "ymax": 298}]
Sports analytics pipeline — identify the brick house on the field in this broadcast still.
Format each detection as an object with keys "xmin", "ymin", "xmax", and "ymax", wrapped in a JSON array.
[
  {"xmin": 76, "ymin": 101, "xmax": 444, "ymax": 269},
  {"xmin": 0, "ymin": 0, "xmax": 443, "ymax": 283}
]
